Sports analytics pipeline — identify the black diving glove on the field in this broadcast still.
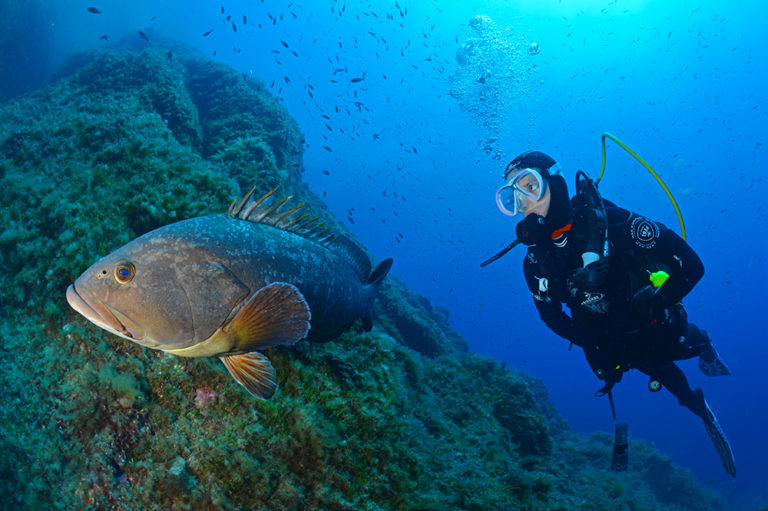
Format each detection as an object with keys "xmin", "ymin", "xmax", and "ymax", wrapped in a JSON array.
[
  {"xmin": 631, "ymin": 284, "xmax": 662, "ymax": 321},
  {"xmin": 572, "ymin": 257, "xmax": 610, "ymax": 292}
]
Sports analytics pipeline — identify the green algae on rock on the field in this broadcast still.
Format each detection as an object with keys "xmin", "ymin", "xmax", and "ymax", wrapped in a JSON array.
[{"xmin": 0, "ymin": 45, "xmax": 726, "ymax": 510}]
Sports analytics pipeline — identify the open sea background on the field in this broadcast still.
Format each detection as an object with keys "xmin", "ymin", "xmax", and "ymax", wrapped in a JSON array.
[{"xmin": 6, "ymin": 0, "xmax": 766, "ymax": 508}]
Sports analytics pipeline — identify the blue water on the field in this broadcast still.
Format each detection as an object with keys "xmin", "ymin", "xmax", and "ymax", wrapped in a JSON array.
[{"xmin": 19, "ymin": 0, "xmax": 768, "ymax": 508}]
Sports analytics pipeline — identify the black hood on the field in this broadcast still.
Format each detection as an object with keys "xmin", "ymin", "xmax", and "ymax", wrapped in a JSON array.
[{"xmin": 544, "ymin": 173, "xmax": 572, "ymax": 235}]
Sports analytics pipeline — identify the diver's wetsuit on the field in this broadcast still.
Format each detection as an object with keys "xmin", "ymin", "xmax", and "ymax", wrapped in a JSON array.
[{"xmin": 522, "ymin": 202, "xmax": 712, "ymax": 420}]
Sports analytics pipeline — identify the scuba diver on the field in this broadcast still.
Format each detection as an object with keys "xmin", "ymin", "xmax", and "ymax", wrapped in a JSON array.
[{"xmin": 494, "ymin": 150, "xmax": 736, "ymax": 476}]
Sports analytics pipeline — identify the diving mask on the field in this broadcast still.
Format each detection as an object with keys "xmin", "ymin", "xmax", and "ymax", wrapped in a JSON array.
[{"xmin": 495, "ymin": 168, "xmax": 548, "ymax": 216}]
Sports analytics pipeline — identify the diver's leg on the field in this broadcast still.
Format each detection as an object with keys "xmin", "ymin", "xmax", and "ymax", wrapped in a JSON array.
[
  {"xmin": 688, "ymin": 323, "xmax": 731, "ymax": 376},
  {"xmin": 638, "ymin": 361, "xmax": 706, "ymax": 417},
  {"xmin": 636, "ymin": 361, "xmax": 736, "ymax": 477}
]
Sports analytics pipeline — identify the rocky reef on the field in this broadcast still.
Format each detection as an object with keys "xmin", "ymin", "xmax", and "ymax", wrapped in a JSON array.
[{"xmin": 0, "ymin": 44, "xmax": 726, "ymax": 510}]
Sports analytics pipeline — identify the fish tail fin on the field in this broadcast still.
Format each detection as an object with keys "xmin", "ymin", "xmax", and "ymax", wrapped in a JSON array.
[
  {"xmin": 361, "ymin": 258, "xmax": 393, "ymax": 331},
  {"xmin": 220, "ymin": 352, "xmax": 277, "ymax": 399},
  {"xmin": 367, "ymin": 257, "xmax": 393, "ymax": 287}
]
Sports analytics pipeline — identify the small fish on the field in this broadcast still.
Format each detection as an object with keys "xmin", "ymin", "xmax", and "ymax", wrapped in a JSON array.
[
  {"xmin": 350, "ymin": 72, "xmax": 366, "ymax": 83},
  {"xmin": 322, "ymin": 145, "xmax": 332, "ymax": 151},
  {"xmin": 203, "ymin": 28, "xmax": 214, "ymax": 37},
  {"xmin": 87, "ymin": 7, "xmax": 101, "ymax": 14},
  {"xmin": 99, "ymin": 35, "xmax": 109, "ymax": 42},
  {"xmin": 67, "ymin": 189, "xmax": 393, "ymax": 400},
  {"xmin": 232, "ymin": 22, "xmax": 237, "ymax": 32},
  {"xmin": 138, "ymin": 30, "xmax": 149, "ymax": 41}
]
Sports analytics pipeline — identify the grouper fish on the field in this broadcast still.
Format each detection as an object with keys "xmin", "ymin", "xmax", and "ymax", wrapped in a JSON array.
[{"xmin": 66, "ymin": 188, "xmax": 393, "ymax": 399}]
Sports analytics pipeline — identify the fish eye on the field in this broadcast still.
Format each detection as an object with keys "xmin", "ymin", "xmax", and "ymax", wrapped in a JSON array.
[{"xmin": 114, "ymin": 262, "xmax": 136, "ymax": 283}]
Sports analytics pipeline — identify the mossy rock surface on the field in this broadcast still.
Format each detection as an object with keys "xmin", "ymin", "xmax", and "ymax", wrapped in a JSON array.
[{"xmin": 0, "ymin": 45, "xmax": 725, "ymax": 511}]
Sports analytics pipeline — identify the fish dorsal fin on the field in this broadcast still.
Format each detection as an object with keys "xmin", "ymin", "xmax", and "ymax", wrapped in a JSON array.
[
  {"xmin": 228, "ymin": 188, "xmax": 373, "ymax": 281},
  {"xmin": 228, "ymin": 188, "xmax": 336, "ymax": 245}
]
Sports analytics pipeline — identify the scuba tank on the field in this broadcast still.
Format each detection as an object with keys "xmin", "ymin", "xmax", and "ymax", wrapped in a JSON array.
[{"xmin": 574, "ymin": 170, "xmax": 609, "ymax": 262}]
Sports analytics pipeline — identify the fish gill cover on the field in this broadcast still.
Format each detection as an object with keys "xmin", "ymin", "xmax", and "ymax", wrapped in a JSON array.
[{"xmin": 0, "ymin": 43, "xmax": 726, "ymax": 510}]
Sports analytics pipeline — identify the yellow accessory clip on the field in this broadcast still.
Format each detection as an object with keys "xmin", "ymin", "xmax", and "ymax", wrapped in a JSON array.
[{"xmin": 649, "ymin": 270, "xmax": 669, "ymax": 289}]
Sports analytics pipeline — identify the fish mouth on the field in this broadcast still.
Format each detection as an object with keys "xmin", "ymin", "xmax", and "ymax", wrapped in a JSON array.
[{"xmin": 66, "ymin": 284, "xmax": 145, "ymax": 342}]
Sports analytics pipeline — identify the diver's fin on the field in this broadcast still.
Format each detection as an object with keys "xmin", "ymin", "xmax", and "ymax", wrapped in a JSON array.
[
  {"xmin": 702, "ymin": 397, "xmax": 736, "ymax": 477},
  {"xmin": 699, "ymin": 344, "xmax": 731, "ymax": 377},
  {"xmin": 220, "ymin": 352, "xmax": 277, "ymax": 399},
  {"xmin": 226, "ymin": 282, "xmax": 311, "ymax": 352}
]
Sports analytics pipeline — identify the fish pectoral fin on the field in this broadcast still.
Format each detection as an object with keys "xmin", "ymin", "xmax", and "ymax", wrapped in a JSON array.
[
  {"xmin": 220, "ymin": 352, "xmax": 277, "ymax": 399},
  {"xmin": 225, "ymin": 282, "xmax": 311, "ymax": 351}
]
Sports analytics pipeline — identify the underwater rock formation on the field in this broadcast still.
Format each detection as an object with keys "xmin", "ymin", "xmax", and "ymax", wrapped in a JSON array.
[{"xmin": 0, "ymin": 44, "xmax": 726, "ymax": 510}]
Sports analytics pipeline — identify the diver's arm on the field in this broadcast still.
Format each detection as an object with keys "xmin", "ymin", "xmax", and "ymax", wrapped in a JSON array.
[
  {"xmin": 647, "ymin": 223, "xmax": 704, "ymax": 307},
  {"xmin": 610, "ymin": 208, "xmax": 704, "ymax": 308},
  {"xmin": 533, "ymin": 299, "xmax": 583, "ymax": 345},
  {"xmin": 523, "ymin": 254, "xmax": 580, "ymax": 344}
]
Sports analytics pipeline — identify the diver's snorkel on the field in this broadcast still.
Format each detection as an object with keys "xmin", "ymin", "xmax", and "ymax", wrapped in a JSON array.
[
  {"xmin": 480, "ymin": 213, "xmax": 547, "ymax": 267},
  {"xmin": 480, "ymin": 239, "xmax": 522, "ymax": 267}
]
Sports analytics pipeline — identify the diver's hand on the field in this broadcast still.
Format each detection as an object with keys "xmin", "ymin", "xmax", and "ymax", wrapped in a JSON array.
[
  {"xmin": 572, "ymin": 257, "xmax": 610, "ymax": 292},
  {"xmin": 632, "ymin": 284, "xmax": 660, "ymax": 320}
]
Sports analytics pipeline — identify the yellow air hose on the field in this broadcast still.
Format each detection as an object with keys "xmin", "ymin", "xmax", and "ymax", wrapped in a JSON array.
[{"xmin": 597, "ymin": 132, "xmax": 686, "ymax": 241}]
